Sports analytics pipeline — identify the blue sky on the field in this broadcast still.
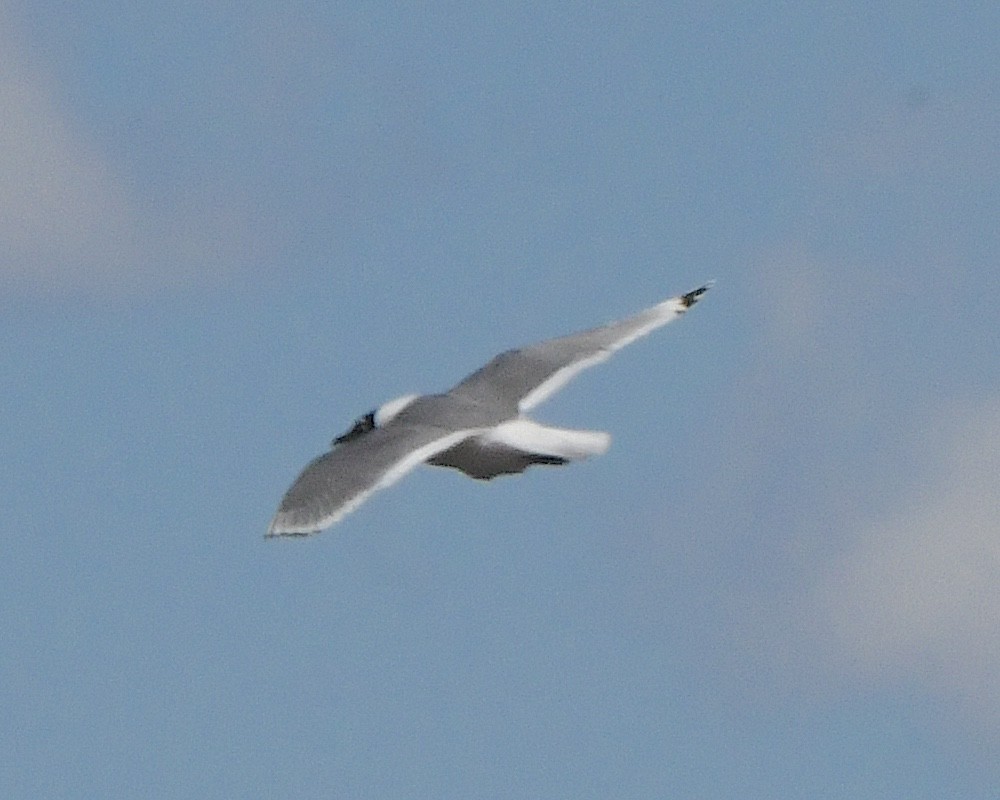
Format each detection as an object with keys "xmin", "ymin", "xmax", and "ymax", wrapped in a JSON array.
[{"xmin": 2, "ymin": 2, "xmax": 999, "ymax": 797}]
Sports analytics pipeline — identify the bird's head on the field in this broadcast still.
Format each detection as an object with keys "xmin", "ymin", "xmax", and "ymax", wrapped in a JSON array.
[{"xmin": 331, "ymin": 393, "xmax": 419, "ymax": 446}]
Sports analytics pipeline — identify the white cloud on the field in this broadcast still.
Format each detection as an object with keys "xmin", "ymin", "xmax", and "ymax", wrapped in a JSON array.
[
  {"xmin": 809, "ymin": 396, "xmax": 1000, "ymax": 712},
  {"xmin": 0, "ymin": 10, "xmax": 245, "ymax": 297}
]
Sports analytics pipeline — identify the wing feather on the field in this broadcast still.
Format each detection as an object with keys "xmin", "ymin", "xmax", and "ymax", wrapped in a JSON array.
[
  {"xmin": 267, "ymin": 425, "xmax": 482, "ymax": 537},
  {"xmin": 448, "ymin": 283, "xmax": 712, "ymax": 411}
]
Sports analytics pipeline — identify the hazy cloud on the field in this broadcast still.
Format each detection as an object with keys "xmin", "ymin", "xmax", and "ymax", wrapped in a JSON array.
[
  {"xmin": 809, "ymin": 395, "xmax": 1000, "ymax": 713},
  {"xmin": 719, "ymin": 83, "xmax": 1000, "ymax": 741},
  {"xmin": 0, "ymin": 11, "xmax": 246, "ymax": 298}
]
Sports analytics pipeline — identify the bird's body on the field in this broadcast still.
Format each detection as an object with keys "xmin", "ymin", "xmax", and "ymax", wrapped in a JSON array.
[{"xmin": 268, "ymin": 283, "xmax": 712, "ymax": 537}]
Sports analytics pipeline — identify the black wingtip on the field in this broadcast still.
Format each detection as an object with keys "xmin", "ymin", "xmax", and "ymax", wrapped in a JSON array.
[{"xmin": 680, "ymin": 281, "xmax": 714, "ymax": 309}]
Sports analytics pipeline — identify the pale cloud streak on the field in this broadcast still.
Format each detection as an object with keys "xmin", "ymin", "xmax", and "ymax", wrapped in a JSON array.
[
  {"xmin": 716, "ymin": 83, "xmax": 1000, "ymax": 738},
  {"xmin": 0, "ymin": 10, "xmax": 246, "ymax": 298},
  {"xmin": 805, "ymin": 395, "xmax": 1000, "ymax": 721}
]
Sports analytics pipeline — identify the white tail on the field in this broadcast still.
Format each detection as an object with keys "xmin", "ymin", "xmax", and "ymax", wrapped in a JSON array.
[{"xmin": 484, "ymin": 418, "xmax": 611, "ymax": 460}]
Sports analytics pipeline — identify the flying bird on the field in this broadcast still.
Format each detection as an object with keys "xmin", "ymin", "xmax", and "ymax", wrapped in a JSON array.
[{"xmin": 268, "ymin": 283, "xmax": 712, "ymax": 537}]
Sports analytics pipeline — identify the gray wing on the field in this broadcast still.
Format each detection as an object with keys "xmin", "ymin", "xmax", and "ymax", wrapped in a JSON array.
[
  {"xmin": 267, "ymin": 424, "xmax": 481, "ymax": 537},
  {"xmin": 448, "ymin": 283, "xmax": 712, "ymax": 411}
]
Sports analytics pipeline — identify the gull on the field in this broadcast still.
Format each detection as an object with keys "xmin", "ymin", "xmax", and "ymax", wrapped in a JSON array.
[{"xmin": 268, "ymin": 283, "xmax": 712, "ymax": 537}]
